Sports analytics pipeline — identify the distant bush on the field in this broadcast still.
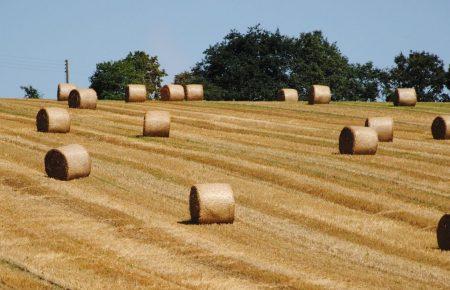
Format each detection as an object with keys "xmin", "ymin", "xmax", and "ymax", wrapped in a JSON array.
[
  {"xmin": 21, "ymin": 85, "xmax": 42, "ymax": 99},
  {"xmin": 90, "ymin": 51, "xmax": 166, "ymax": 100}
]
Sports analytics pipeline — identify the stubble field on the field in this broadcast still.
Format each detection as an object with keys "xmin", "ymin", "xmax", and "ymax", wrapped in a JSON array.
[{"xmin": 0, "ymin": 99, "xmax": 449, "ymax": 289}]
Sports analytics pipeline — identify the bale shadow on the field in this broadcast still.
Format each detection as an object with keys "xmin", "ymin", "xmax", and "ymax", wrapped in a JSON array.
[
  {"xmin": 177, "ymin": 219, "xmax": 198, "ymax": 225},
  {"xmin": 135, "ymin": 135, "xmax": 168, "ymax": 138}
]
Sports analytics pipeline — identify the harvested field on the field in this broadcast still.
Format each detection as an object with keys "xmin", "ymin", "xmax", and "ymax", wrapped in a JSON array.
[{"xmin": 0, "ymin": 99, "xmax": 449, "ymax": 289}]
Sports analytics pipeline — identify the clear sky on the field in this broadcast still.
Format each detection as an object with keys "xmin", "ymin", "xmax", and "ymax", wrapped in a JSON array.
[{"xmin": 1, "ymin": 0, "xmax": 449, "ymax": 99}]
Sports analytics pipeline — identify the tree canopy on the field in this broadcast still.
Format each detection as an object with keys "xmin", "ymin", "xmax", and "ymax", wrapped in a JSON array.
[
  {"xmin": 383, "ymin": 51, "xmax": 449, "ymax": 102},
  {"xmin": 90, "ymin": 51, "xmax": 166, "ymax": 100},
  {"xmin": 187, "ymin": 26, "xmax": 293, "ymax": 101},
  {"xmin": 175, "ymin": 26, "xmax": 383, "ymax": 101},
  {"xmin": 20, "ymin": 85, "xmax": 42, "ymax": 99},
  {"xmin": 446, "ymin": 66, "xmax": 450, "ymax": 94},
  {"xmin": 176, "ymin": 25, "xmax": 449, "ymax": 102}
]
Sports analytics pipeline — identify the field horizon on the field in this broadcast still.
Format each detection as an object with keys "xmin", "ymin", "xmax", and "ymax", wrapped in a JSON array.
[{"xmin": 0, "ymin": 99, "xmax": 449, "ymax": 289}]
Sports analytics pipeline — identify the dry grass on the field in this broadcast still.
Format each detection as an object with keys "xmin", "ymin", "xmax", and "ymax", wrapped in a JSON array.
[{"xmin": 0, "ymin": 99, "xmax": 449, "ymax": 289}]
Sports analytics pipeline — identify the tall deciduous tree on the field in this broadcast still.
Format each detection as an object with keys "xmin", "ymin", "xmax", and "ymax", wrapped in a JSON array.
[
  {"xmin": 346, "ymin": 62, "xmax": 384, "ymax": 102},
  {"xmin": 386, "ymin": 51, "xmax": 448, "ymax": 102},
  {"xmin": 177, "ymin": 26, "xmax": 382, "ymax": 101},
  {"xmin": 289, "ymin": 31, "xmax": 349, "ymax": 100},
  {"xmin": 446, "ymin": 65, "xmax": 450, "ymax": 99},
  {"xmin": 90, "ymin": 51, "xmax": 166, "ymax": 100},
  {"xmin": 192, "ymin": 25, "xmax": 293, "ymax": 101}
]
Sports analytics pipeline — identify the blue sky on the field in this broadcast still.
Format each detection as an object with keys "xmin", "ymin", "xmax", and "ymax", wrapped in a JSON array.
[{"xmin": 0, "ymin": 0, "xmax": 449, "ymax": 98}]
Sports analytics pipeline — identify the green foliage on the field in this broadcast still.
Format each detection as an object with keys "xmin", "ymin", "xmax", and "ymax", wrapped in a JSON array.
[
  {"xmin": 90, "ymin": 51, "xmax": 166, "ymax": 100},
  {"xmin": 346, "ymin": 62, "xmax": 384, "ymax": 101},
  {"xmin": 289, "ymin": 31, "xmax": 382, "ymax": 101},
  {"xmin": 189, "ymin": 25, "xmax": 292, "ymax": 101},
  {"xmin": 177, "ymin": 26, "xmax": 450, "ymax": 102},
  {"xmin": 178, "ymin": 26, "xmax": 382, "ymax": 101},
  {"xmin": 447, "ymin": 66, "xmax": 450, "ymax": 90},
  {"xmin": 20, "ymin": 85, "xmax": 42, "ymax": 99},
  {"xmin": 384, "ymin": 51, "xmax": 448, "ymax": 102},
  {"xmin": 444, "ymin": 65, "xmax": 450, "ymax": 102},
  {"xmin": 173, "ymin": 71, "xmax": 198, "ymax": 85},
  {"xmin": 173, "ymin": 71, "xmax": 229, "ymax": 100},
  {"xmin": 289, "ymin": 31, "xmax": 348, "ymax": 100}
]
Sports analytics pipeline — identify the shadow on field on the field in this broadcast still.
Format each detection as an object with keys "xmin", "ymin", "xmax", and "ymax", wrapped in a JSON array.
[{"xmin": 177, "ymin": 220, "xmax": 198, "ymax": 225}]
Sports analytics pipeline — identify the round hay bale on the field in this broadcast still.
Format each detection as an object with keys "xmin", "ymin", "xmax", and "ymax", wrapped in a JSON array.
[
  {"xmin": 431, "ymin": 115, "xmax": 450, "ymax": 140},
  {"xmin": 57, "ymin": 83, "xmax": 76, "ymax": 101},
  {"xmin": 160, "ymin": 84, "xmax": 184, "ymax": 101},
  {"xmin": 189, "ymin": 183, "xmax": 235, "ymax": 224},
  {"xmin": 365, "ymin": 117, "xmax": 394, "ymax": 142},
  {"xmin": 36, "ymin": 107, "xmax": 70, "ymax": 133},
  {"xmin": 339, "ymin": 126, "xmax": 378, "ymax": 155},
  {"xmin": 437, "ymin": 214, "xmax": 450, "ymax": 251},
  {"xmin": 125, "ymin": 84, "xmax": 147, "ymax": 102},
  {"xmin": 309, "ymin": 85, "xmax": 331, "ymax": 105},
  {"xmin": 393, "ymin": 88, "xmax": 417, "ymax": 106},
  {"xmin": 184, "ymin": 84, "xmax": 204, "ymax": 101},
  {"xmin": 68, "ymin": 88, "xmax": 97, "ymax": 109},
  {"xmin": 143, "ymin": 111, "xmax": 170, "ymax": 137},
  {"xmin": 45, "ymin": 144, "xmax": 91, "ymax": 181},
  {"xmin": 277, "ymin": 88, "xmax": 298, "ymax": 102}
]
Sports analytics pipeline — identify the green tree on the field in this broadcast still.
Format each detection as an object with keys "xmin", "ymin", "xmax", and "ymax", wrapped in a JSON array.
[
  {"xmin": 180, "ymin": 26, "xmax": 382, "ymax": 101},
  {"xmin": 447, "ymin": 67, "xmax": 450, "ymax": 88},
  {"xmin": 445, "ymin": 65, "xmax": 450, "ymax": 101},
  {"xmin": 174, "ymin": 71, "xmax": 198, "ymax": 85},
  {"xmin": 289, "ymin": 31, "xmax": 350, "ymax": 100},
  {"xmin": 173, "ymin": 70, "xmax": 228, "ymax": 101},
  {"xmin": 385, "ymin": 51, "xmax": 448, "ymax": 102},
  {"xmin": 346, "ymin": 62, "xmax": 384, "ymax": 101},
  {"xmin": 20, "ymin": 85, "xmax": 42, "ymax": 99},
  {"xmin": 291, "ymin": 32, "xmax": 383, "ymax": 101},
  {"xmin": 190, "ymin": 25, "xmax": 293, "ymax": 101},
  {"xmin": 90, "ymin": 51, "xmax": 166, "ymax": 100}
]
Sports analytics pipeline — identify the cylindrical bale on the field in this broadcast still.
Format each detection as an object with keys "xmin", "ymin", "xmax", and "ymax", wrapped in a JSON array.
[
  {"xmin": 184, "ymin": 84, "xmax": 204, "ymax": 101},
  {"xmin": 36, "ymin": 107, "xmax": 71, "ymax": 133},
  {"xmin": 125, "ymin": 84, "xmax": 147, "ymax": 102},
  {"xmin": 45, "ymin": 144, "xmax": 91, "ymax": 181},
  {"xmin": 189, "ymin": 183, "xmax": 235, "ymax": 224},
  {"xmin": 394, "ymin": 88, "xmax": 417, "ymax": 106},
  {"xmin": 437, "ymin": 214, "xmax": 450, "ymax": 251},
  {"xmin": 365, "ymin": 117, "xmax": 394, "ymax": 142},
  {"xmin": 309, "ymin": 85, "xmax": 331, "ymax": 105},
  {"xmin": 277, "ymin": 88, "xmax": 298, "ymax": 102},
  {"xmin": 431, "ymin": 115, "xmax": 450, "ymax": 140},
  {"xmin": 160, "ymin": 84, "xmax": 185, "ymax": 101},
  {"xmin": 57, "ymin": 83, "xmax": 76, "ymax": 101},
  {"xmin": 143, "ymin": 111, "xmax": 171, "ymax": 137},
  {"xmin": 68, "ymin": 88, "xmax": 97, "ymax": 109},
  {"xmin": 339, "ymin": 126, "xmax": 378, "ymax": 155}
]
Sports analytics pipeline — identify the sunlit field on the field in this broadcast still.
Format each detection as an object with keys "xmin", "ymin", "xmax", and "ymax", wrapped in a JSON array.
[{"xmin": 0, "ymin": 99, "xmax": 449, "ymax": 289}]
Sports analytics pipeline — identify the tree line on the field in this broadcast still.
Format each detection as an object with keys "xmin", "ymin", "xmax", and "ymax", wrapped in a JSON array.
[{"xmin": 88, "ymin": 25, "xmax": 450, "ymax": 102}]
